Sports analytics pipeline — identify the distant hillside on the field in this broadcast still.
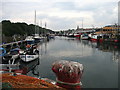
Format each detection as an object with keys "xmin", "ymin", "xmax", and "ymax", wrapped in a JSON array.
[{"xmin": 1, "ymin": 20, "xmax": 55, "ymax": 37}]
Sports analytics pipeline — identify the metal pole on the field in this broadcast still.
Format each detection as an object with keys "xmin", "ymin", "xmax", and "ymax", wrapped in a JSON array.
[
  {"xmin": 35, "ymin": 10, "xmax": 36, "ymax": 34},
  {"xmin": 82, "ymin": 19, "xmax": 83, "ymax": 31}
]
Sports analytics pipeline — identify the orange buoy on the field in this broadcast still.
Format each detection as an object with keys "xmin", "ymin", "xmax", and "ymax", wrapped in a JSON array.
[{"xmin": 26, "ymin": 44, "xmax": 31, "ymax": 48}]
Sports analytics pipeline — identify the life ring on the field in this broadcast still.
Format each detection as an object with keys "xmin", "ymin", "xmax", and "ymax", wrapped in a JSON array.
[{"xmin": 0, "ymin": 47, "xmax": 6, "ymax": 56}]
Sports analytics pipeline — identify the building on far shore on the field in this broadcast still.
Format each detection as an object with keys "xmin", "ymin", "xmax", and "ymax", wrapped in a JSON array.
[{"xmin": 95, "ymin": 25, "xmax": 120, "ymax": 38}]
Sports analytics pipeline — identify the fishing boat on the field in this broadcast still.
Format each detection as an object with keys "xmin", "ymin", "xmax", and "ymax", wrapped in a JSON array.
[
  {"xmin": 34, "ymin": 34, "xmax": 42, "ymax": 43},
  {"xmin": 2, "ymin": 48, "xmax": 20, "ymax": 63},
  {"xmin": 91, "ymin": 34, "xmax": 98, "ymax": 42},
  {"xmin": 91, "ymin": 34, "xmax": 104, "ymax": 42},
  {"xmin": 67, "ymin": 33, "xmax": 74, "ymax": 37},
  {"xmin": 48, "ymin": 34, "xmax": 55, "ymax": 39},
  {"xmin": 20, "ymin": 53, "xmax": 39, "ymax": 62},
  {"xmin": 74, "ymin": 33, "xmax": 81, "ymax": 38},
  {"xmin": 1, "ymin": 57, "xmax": 39, "ymax": 75},
  {"xmin": 25, "ymin": 36, "xmax": 35, "ymax": 45},
  {"xmin": 81, "ymin": 33, "xmax": 89, "ymax": 40},
  {"xmin": 20, "ymin": 45, "xmax": 39, "ymax": 62},
  {"xmin": 88, "ymin": 33, "xmax": 93, "ymax": 40}
]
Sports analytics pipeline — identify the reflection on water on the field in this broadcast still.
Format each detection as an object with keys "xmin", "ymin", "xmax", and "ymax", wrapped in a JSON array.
[
  {"xmin": 28, "ymin": 36, "xmax": 118, "ymax": 88},
  {"xmin": 112, "ymin": 51, "xmax": 119, "ymax": 63},
  {"xmin": 81, "ymin": 40, "xmax": 120, "ymax": 63},
  {"xmin": 19, "ymin": 58, "xmax": 40, "ymax": 74}
]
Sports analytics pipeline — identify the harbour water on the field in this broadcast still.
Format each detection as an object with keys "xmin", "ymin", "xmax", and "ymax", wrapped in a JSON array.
[{"xmin": 26, "ymin": 36, "xmax": 118, "ymax": 88}]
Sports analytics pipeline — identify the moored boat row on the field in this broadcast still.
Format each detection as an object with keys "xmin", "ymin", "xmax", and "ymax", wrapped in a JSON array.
[{"xmin": 65, "ymin": 32, "xmax": 120, "ymax": 43}]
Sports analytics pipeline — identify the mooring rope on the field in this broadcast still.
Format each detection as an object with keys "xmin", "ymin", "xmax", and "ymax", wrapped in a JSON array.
[{"xmin": 56, "ymin": 78, "xmax": 82, "ymax": 86}]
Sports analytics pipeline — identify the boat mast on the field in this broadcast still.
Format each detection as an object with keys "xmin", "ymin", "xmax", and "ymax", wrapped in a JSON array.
[
  {"xmin": 45, "ymin": 22, "xmax": 46, "ymax": 28},
  {"xmin": 40, "ymin": 20, "xmax": 42, "ymax": 27},
  {"xmin": 82, "ymin": 19, "xmax": 83, "ymax": 31},
  {"xmin": 45, "ymin": 22, "xmax": 47, "ymax": 36},
  {"xmin": 82, "ymin": 18, "xmax": 83, "ymax": 31},
  {"xmin": 34, "ymin": 10, "xmax": 36, "ymax": 35}
]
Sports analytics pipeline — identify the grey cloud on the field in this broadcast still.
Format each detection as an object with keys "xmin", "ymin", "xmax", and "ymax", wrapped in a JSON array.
[
  {"xmin": 53, "ymin": 2, "xmax": 76, "ymax": 11},
  {"xmin": 1, "ymin": 1, "xmax": 119, "ymax": 30},
  {"xmin": 92, "ymin": 2, "xmax": 118, "ymax": 26},
  {"xmin": 53, "ymin": 1, "xmax": 117, "ymax": 12},
  {"xmin": 45, "ymin": 16, "xmax": 83, "ymax": 30}
]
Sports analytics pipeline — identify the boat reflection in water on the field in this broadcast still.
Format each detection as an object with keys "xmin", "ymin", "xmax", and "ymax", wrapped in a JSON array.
[
  {"xmin": 80, "ymin": 40, "xmax": 120, "ymax": 63},
  {"xmin": 19, "ymin": 58, "xmax": 40, "ymax": 77},
  {"xmin": 55, "ymin": 36, "xmax": 120, "ymax": 63}
]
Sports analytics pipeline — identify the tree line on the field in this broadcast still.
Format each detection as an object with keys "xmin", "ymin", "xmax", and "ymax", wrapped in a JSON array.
[{"xmin": 1, "ymin": 20, "xmax": 55, "ymax": 37}]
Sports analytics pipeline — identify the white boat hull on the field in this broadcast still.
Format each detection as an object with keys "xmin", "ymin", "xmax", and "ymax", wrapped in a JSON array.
[
  {"xmin": 12, "ymin": 54, "xmax": 19, "ymax": 59},
  {"xmin": 25, "ymin": 36, "xmax": 35, "ymax": 44},
  {"xmin": 81, "ymin": 36, "xmax": 89, "ymax": 40},
  {"xmin": 25, "ymin": 37, "xmax": 34, "ymax": 41},
  {"xmin": 81, "ymin": 34, "xmax": 89, "ymax": 40},
  {"xmin": 20, "ymin": 54, "xmax": 39, "ymax": 62}
]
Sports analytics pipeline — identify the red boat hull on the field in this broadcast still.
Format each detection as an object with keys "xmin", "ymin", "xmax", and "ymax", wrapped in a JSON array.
[
  {"xmin": 91, "ymin": 38, "xmax": 103, "ymax": 43},
  {"xmin": 74, "ymin": 35, "xmax": 81, "ymax": 38},
  {"xmin": 91, "ymin": 38, "xmax": 98, "ymax": 42}
]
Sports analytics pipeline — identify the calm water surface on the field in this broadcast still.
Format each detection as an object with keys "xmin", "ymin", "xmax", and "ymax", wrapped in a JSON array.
[{"xmin": 27, "ymin": 36, "xmax": 118, "ymax": 88}]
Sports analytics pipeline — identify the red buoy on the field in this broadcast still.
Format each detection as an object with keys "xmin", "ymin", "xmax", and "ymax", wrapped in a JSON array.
[{"xmin": 52, "ymin": 60, "xmax": 83, "ymax": 90}]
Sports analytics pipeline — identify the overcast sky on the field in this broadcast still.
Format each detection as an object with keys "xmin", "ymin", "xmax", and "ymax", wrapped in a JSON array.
[{"xmin": 1, "ymin": 0, "xmax": 119, "ymax": 31}]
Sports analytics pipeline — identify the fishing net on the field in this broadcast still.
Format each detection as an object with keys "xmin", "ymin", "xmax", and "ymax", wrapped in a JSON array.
[{"xmin": 1, "ymin": 73, "xmax": 64, "ymax": 89}]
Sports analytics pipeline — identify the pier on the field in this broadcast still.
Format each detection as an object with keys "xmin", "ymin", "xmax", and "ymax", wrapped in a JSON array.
[{"xmin": 0, "ymin": 40, "xmax": 26, "ymax": 48}]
